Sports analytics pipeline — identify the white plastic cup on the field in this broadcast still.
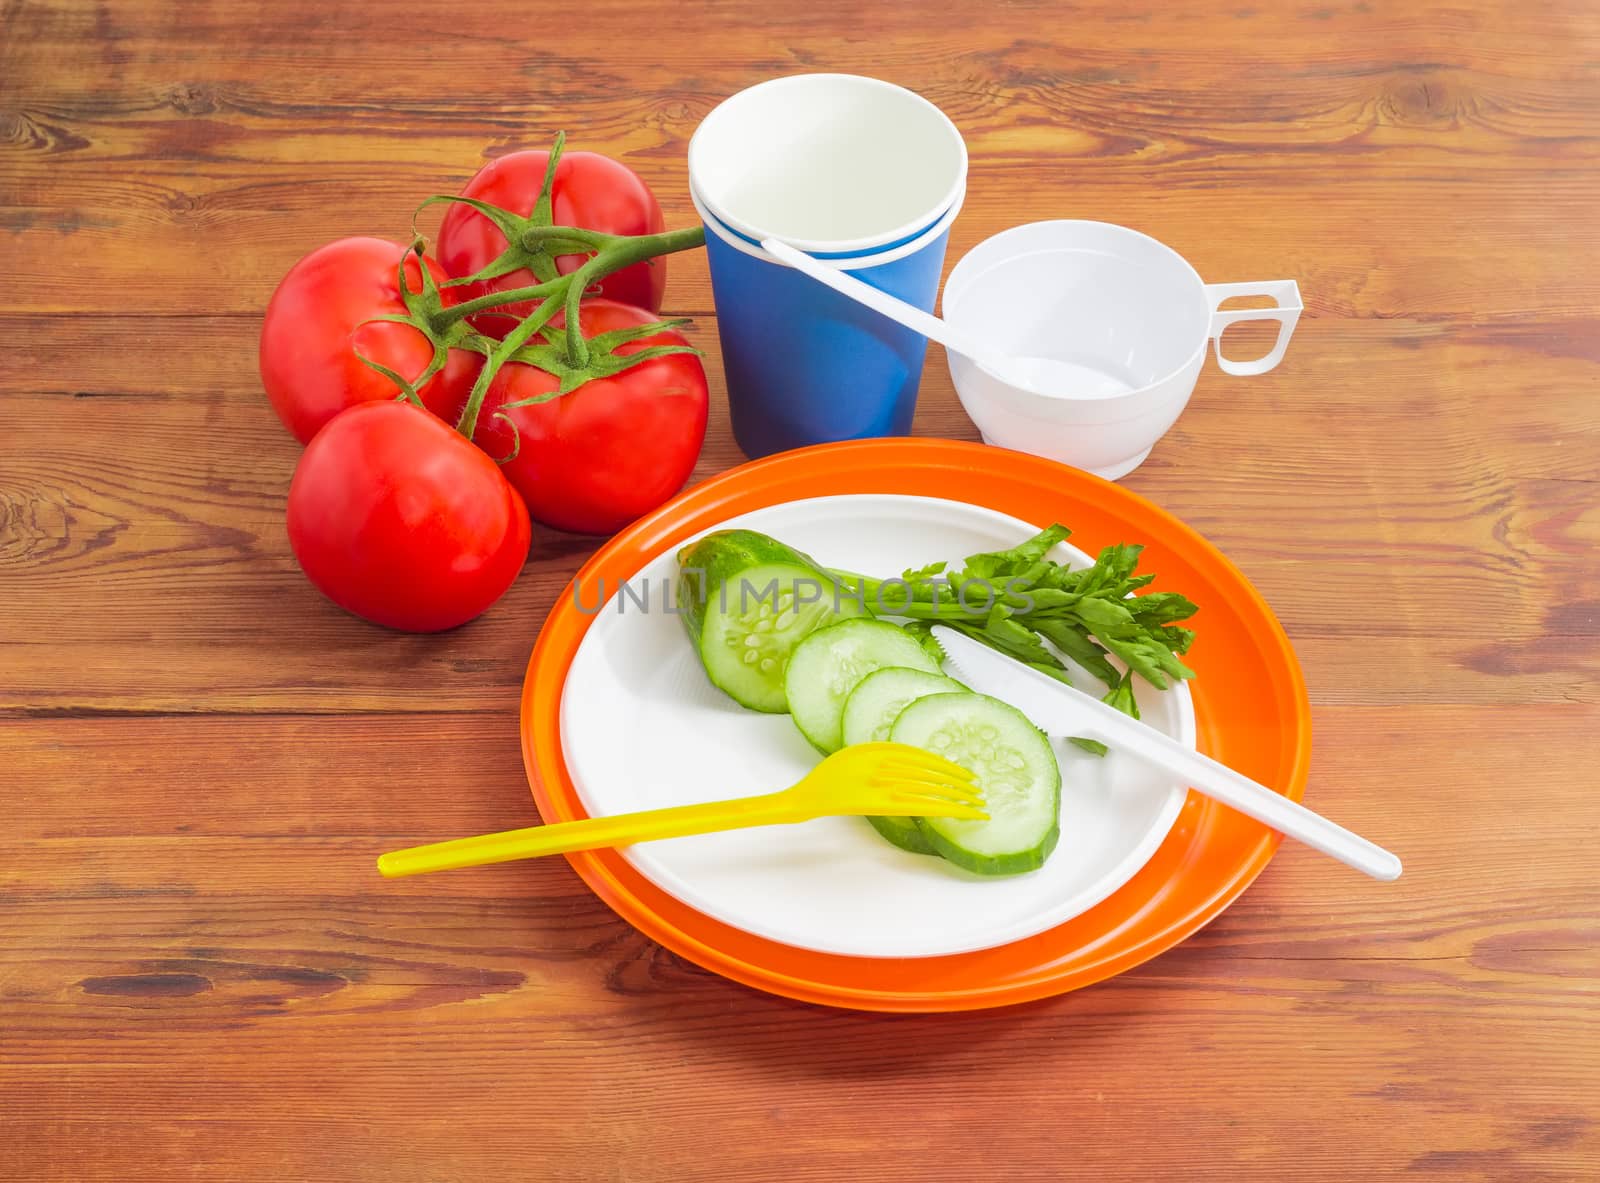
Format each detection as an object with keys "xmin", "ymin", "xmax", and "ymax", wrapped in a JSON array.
[{"xmin": 942, "ymin": 221, "xmax": 1302, "ymax": 480}]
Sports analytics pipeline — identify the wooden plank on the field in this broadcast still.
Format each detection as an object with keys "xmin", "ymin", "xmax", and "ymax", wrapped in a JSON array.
[
  {"xmin": 4, "ymin": 2, "xmax": 1598, "ymax": 320},
  {"xmin": 4, "ymin": 163, "xmax": 1597, "ymax": 322}
]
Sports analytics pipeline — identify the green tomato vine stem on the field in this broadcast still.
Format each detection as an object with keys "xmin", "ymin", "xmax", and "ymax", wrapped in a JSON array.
[{"xmin": 442, "ymin": 224, "xmax": 705, "ymax": 442}]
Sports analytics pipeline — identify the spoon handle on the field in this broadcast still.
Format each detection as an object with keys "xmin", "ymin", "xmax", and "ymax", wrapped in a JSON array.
[{"xmin": 760, "ymin": 237, "xmax": 994, "ymax": 367}]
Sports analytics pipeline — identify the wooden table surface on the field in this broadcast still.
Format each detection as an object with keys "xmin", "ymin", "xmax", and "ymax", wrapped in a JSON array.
[{"xmin": 5, "ymin": 1, "xmax": 1598, "ymax": 1179}]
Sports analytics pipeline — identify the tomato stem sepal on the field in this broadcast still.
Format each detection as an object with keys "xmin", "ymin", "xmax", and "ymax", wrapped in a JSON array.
[
  {"xmin": 350, "ymin": 132, "xmax": 707, "ymax": 445},
  {"xmin": 412, "ymin": 131, "xmax": 577, "ymax": 291},
  {"xmin": 440, "ymin": 222, "xmax": 705, "ymax": 441},
  {"xmin": 349, "ymin": 242, "xmax": 478, "ymax": 409},
  {"xmin": 501, "ymin": 318, "xmax": 702, "ymax": 401},
  {"xmin": 413, "ymin": 131, "xmax": 704, "ymax": 368},
  {"xmin": 349, "ymin": 221, "xmax": 706, "ymax": 442},
  {"xmin": 454, "ymin": 314, "xmax": 703, "ymax": 468}
]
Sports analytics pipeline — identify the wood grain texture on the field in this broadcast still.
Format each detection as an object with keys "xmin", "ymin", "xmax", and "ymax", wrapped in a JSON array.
[{"xmin": 3, "ymin": 0, "xmax": 1598, "ymax": 1179}]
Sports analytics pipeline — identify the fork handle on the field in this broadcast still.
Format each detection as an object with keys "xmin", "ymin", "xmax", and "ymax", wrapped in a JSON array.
[{"xmin": 376, "ymin": 791, "xmax": 802, "ymax": 878}]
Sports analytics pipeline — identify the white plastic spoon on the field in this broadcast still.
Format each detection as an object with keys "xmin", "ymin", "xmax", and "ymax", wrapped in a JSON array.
[{"xmin": 760, "ymin": 237, "xmax": 1081, "ymax": 394}]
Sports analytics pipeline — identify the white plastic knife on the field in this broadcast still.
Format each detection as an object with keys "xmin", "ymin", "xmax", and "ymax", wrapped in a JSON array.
[{"xmin": 930, "ymin": 626, "xmax": 1402, "ymax": 881}]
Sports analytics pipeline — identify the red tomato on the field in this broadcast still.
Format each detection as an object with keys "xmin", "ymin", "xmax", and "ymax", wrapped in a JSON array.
[
  {"xmin": 260, "ymin": 237, "xmax": 478, "ymax": 444},
  {"xmin": 287, "ymin": 401, "xmax": 530, "ymax": 632},
  {"xmin": 471, "ymin": 299, "xmax": 708, "ymax": 536},
  {"xmin": 437, "ymin": 150, "xmax": 666, "ymax": 335}
]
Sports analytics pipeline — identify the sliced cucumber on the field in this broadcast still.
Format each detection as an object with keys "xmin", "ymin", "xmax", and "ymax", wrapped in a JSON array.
[
  {"xmin": 841, "ymin": 667, "xmax": 967, "ymax": 747},
  {"xmin": 865, "ymin": 814, "xmax": 939, "ymax": 855},
  {"xmin": 784, "ymin": 619, "xmax": 940, "ymax": 753},
  {"xmin": 890, "ymin": 692, "xmax": 1061, "ymax": 876},
  {"xmin": 841, "ymin": 666, "xmax": 969, "ymax": 856},
  {"xmin": 676, "ymin": 530, "xmax": 861, "ymax": 713}
]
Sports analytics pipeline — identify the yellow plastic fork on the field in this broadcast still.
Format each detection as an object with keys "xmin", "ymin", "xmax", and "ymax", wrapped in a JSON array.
[{"xmin": 376, "ymin": 742, "xmax": 986, "ymax": 879}]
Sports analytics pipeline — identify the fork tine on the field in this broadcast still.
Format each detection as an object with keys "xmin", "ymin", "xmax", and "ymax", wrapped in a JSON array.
[
  {"xmin": 883, "ymin": 784, "xmax": 989, "ymax": 808},
  {"xmin": 884, "ymin": 780, "xmax": 984, "ymax": 801},
  {"xmin": 884, "ymin": 790, "xmax": 990, "ymax": 820},
  {"xmin": 876, "ymin": 753, "xmax": 976, "ymax": 781},
  {"xmin": 869, "ymin": 774, "xmax": 985, "ymax": 803},
  {"xmin": 878, "ymin": 763, "xmax": 981, "ymax": 786}
]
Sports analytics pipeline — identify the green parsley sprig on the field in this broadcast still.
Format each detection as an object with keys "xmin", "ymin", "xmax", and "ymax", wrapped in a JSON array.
[{"xmin": 828, "ymin": 524, "xmax": 1198, "ymax": 752}]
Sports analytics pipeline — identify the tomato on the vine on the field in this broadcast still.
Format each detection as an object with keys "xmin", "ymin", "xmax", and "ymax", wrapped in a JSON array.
[
  {"xmin": 468, "ymin": 299, "xmax": 708, "ymax": 536},
  {"xmin": 260, "ymin": 237, "xmax": 477, "ymax": 444},
  {"xmin": 437, "ymin": 150, "xmax": 667, "ymax": 335},
  {"xmin": 287, "ymin": 401, "xmax": 530, "ymax": 632}
]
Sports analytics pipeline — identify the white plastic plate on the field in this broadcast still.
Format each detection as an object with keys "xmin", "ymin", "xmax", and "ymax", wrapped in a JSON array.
[{"xmin": 559, "ymin": 494, "xmax": 1192, "ymax": 958}]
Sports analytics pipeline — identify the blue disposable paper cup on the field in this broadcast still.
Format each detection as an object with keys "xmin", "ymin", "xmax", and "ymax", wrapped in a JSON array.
[{"xmin": 687, "ymin": 75, "xmax": 968, "ymax": 458}]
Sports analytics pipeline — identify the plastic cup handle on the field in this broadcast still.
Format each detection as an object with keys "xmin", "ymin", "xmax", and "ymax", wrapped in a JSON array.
[{"xmin": 1206, "ymin": 280, "xmax": 1303, "ymax": 377}]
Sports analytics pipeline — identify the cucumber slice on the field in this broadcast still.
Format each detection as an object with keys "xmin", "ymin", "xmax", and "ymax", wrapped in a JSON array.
[
  {"xmin": 865, "ymin": 814, "xmax": 939, "ymax": 856},
  {"xmin": 841, "ymin": 666, "xmax": 969, "ymax": 856},
  {"xmin": 697, "ymin": 564, "xmax": 854, "ymax": 712},
  {"xmin": 676, "ymin": 530, "xmax": 861, "ymax": 712},
  {"xmin": 841, "ymin": 667, "xmax": 967, "ymax": 747},
  {"xmin": 784, "ymin": 619, "xmax": 940, "ymax": 753},
  {"xmin": 890, "ymin": 692, "xmax": 1061, "ymax": 876}
]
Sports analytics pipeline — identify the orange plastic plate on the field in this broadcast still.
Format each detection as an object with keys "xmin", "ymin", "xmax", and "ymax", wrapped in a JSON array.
[{"xmin": 520, "ymin": 439, "xmax": 1310, "ymax": 1011}]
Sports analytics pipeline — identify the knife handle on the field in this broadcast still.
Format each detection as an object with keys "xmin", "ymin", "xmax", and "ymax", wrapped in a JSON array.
[{"xmin": 1081, "ymin": 705, "xmax": 1402, "ymax": 881}]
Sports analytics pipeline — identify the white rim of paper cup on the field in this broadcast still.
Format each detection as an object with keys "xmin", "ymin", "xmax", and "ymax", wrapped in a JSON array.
[
  {"xmin": 692, "ymin": 178, "xmax": 965, "ymax": 272},
  {"xmin": 688, "ymin": 74, "xmax": 968, "ymax": 256}
]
